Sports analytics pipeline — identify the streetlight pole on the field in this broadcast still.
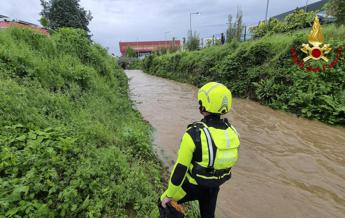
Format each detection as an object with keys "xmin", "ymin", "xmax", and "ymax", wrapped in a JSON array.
[
  {"xmin": 305, "ymin": 0, "xmax": 309, "ymax": 12},
  {"xmin": 189, "ymin": 12, "xmax": 200, "ymax": 35},
  {"xmin": 189, "ymin": 13, "xmax": 192, "ymax": 33},
  {"xmin": 265, "ymin": 0, "xmax": 270, "ymax": 24}
]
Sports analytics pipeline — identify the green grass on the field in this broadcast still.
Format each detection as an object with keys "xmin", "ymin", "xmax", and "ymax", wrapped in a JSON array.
[
  {"xmin": 143, "ymin": 24, "xmax": 345, "ymax": 126},
  {"xmin": 0, "ymin": 27, "xmax": 163, "ymax": 217}
]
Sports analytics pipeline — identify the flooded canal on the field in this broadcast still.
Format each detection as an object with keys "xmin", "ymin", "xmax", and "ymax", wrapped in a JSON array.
[{"xmin": 125, "ymin": 70, "xmax": 345, "ymax": 218}]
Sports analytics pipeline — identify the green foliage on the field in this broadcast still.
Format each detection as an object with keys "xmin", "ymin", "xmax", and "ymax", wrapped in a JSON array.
[
  {"xmin": 155, "ymin": 45, "xmax": 180, "ymax": 55},
  {"xmin": 326, "ymin": 0, "xmax": 345, "ymax": 25},
  {"xmin": 269, "ymin": 18, "xmax": 287, "ymax": 33},
  {"xmin": 226, "ymin": 9, "xmax": 243, "ymax": 42},
  {"xmin": 125, "ymin": 47, "xmax": 137, "ymax": 58},
  {"xmin": 285, "ymin": 9, "xmax": 316, "ymax": 30},
  {"xmin": 117, "ymin": 57, "xmax": 142, "ymax": 70},
  {"xmin": 128, "ymin": 59, "xmax": 143, "ymax": 69},
  {"xmin": 205, "ymin": 37, "xmax": 221, "ymax": 48},
  {"xmin": 250, "ymin": 21, "xmax": 269, "ymax": 39},
  {"xmin": 40, "ymin": 16, "xmax": 49, "ymax": 28},
  {"xmin": 185, "ymin": 32, "xmax": 200, "ymax": 51},
  {"xmin": 40, "ymin": 0, "xmax": 93, "ymax": 32},
  {"xmin": 0, "ymin": 28, "xmax": 163, "ymax": 217},
  {"xmin": 143, "ymin": 25, "xmax": 345, "ymax": 125},
  {"xmin": 250, "ymin": 9, "xmax": 317, "ymax": 39}
]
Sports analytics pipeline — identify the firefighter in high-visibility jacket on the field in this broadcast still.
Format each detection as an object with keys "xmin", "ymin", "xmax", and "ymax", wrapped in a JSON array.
[{"xmin": 160, "ymin": 82, "xmax": 240, "ymax": 218}]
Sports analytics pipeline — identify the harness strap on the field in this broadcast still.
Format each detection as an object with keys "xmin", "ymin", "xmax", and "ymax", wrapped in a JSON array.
[
  {"xmin": 202, "ymin": 127, "xmax": 215, "ymax": 168},
  {"xmin": 192, "ymin": 164, "xmax": 231, "ymax": 177},
  {"xmin": 190, "ymin": 121, "xmax": 217, "ymax": 169},
  {"xmin": 224, "ymin": 118, "xmax": 240, "ymax": 137}
]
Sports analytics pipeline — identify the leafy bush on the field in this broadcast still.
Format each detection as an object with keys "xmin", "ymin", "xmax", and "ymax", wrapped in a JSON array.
[
  {"xmin": 142, "ymin": 25, "xmax": 345, "ymax": 125},
  {"xmin": 325, "ymin": 0, "xmax": 345, "ymax": 25},
  {"xmin": 0, "ymin": 28, "xmax": 163, "ymax": 217},
  {"xmin": 250, "ymin": 9, "xmax": 317, "ymax": 39}
]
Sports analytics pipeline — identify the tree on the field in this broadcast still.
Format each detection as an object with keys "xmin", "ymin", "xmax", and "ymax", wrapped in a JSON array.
[
  {"xmin": 250, "ymin": 21, "xmax": 268, "ymax": 39},
  {"xmin": 250, "ymin": 9, "xmax": 316, "ymax": 39},
  {"xmin": 226, "ymin": 7, "xmax": 243, "ymax": 42},
  {"xmin": 284, "ymin": 9, "xmax": 315, "ymax": 30},
  {"xmin": 235, "ymin": 8, "xmax": 243, "ymax": 40},
  {"xmin": 326, "ymin": 0, "xmax": 345, "ymax": 25},
  {"xmin": 226, "ymin": 15, "xmax": 235, "ymax": 42},
  {"xmin": 269, "ymin": 18, "xmax": 287, "ymax": 33},
  {"xmin": 185, "ymin": 31, "xmax": 200, "ymax": 51},
  {"xmin": 40, "ymin": 16, "xmax": 49, "ymax": 28},
  {"xmin": 125, "ymin": 47, "xmax": 137, "ymax": 58},
  {"xmin": 40, "ymin": 0, "xmax": 93, "ymax": 32}
]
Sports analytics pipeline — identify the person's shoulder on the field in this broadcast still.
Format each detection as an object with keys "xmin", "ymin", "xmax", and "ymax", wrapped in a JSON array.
[
  {"xmin": 187, "ymin": 121, "xmax": 204, "ymax": 130},
  {"xmin": 185, "ymin": 121, "xmax": 204, "ymax": 140},
  {"xmin": 184, "ymin": 122, "xmax": 203, "ymax": 146},
  {"xmin": 223, "ymin": 118, "xmax": 231, "ymax": 126},
  {"xmin": 223, "ymin": 118, "xmax": 240, "ymax": 137}
]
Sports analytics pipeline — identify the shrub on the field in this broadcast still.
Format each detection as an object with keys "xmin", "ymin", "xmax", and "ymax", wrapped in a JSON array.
[
  {"xmin": 250, "ymin": 9, "xmax": 317, "ymax": 39},
  {"xmin": 142, "ymin": 25, "xmax": 345, "ymax": 125},
  {"xmin": 0, "ymin": 27, "xmax": 163, "ymax": 217}
]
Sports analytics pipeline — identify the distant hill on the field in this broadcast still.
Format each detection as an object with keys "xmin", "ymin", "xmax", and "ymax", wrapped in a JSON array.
[{"xmin": 273, "ymin": 0, "xmax": 329, "ymax": 20}]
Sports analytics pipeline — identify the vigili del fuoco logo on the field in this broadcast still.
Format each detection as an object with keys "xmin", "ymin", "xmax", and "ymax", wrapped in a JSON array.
[{"xmin": 290, "ymin": 16, "xmax": 342, "ymax": 73}]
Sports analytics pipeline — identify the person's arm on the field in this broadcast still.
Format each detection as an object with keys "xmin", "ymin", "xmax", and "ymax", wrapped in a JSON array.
[{"xmin": 161, "ymin": 131, "xmax": 195, "ymax": 203}]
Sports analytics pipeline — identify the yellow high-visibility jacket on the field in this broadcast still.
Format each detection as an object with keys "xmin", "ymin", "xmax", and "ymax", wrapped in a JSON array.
[{"xmin": 161, "ymin": 116, "xmax": 240, "ymax": 201}]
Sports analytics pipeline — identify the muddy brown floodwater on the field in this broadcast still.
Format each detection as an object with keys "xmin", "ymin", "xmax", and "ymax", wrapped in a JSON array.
[{"xmin": 125, "ymin": 70, "xmax": 345, "ymax": 218}]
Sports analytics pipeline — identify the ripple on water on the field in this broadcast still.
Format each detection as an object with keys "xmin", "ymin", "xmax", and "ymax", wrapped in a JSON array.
[{"xmin": 126, "ymin": 70, "xmax": 345, "ymax": 218}]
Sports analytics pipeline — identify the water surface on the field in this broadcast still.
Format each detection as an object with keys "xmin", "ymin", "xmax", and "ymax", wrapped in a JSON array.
[{"xmin": 126, "ymin": 70, "xmax": 345, "ymax": 218}]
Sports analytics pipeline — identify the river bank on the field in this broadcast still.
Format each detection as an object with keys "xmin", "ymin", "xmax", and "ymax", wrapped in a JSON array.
[
  {"xmin": 142, "ymin": 24, "xmax": 345, "ymax": 126},
  {"xmin": 0, "ymin": 28, "xmax": 162, "ymax": 217}
]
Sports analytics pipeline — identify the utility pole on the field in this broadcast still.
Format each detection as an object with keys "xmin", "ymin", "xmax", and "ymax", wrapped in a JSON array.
[{"xmin": 265, "ymin": 0, "xmax": 270, "ymax": 24}]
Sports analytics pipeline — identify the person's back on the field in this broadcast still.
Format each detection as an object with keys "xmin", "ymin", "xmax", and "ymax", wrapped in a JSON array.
[{"xmin": 160, "ymin": 82, "xmax": 240, "ymax": 218}]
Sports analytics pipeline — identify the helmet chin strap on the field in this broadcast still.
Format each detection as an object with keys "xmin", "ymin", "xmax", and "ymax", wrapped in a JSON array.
[
  {"xmin": 200, "ymin": 105, "xmax": 221, "ymax": 117},
  {"xmin": 199, "ymin": 101, "xmax": 206, "ymax": 113},
  {"xmin": 201, "ymin": 111, "xmax": 211, "ymax": 117}
]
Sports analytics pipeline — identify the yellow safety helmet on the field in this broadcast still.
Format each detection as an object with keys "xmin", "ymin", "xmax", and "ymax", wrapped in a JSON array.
[{"xmin": 198, "ymin": 82, "xmax": 232, "ymax": 114}]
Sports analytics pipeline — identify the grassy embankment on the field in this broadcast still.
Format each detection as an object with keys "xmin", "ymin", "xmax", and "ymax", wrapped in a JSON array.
[
  {"xmin": 143, "ymin": 25, "xmax": 345, "ymax": 126},
  {"xmin": 0, "ymin": 28, "xmax": 163, "ymax": 217}
]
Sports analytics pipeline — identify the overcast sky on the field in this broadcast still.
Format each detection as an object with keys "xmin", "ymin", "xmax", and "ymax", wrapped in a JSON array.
[{"xmin": 2, "ymin": 0, "xmax": 320, "ymax": 55}]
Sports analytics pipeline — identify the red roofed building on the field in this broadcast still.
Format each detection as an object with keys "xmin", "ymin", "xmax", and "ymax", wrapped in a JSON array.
[
  {"xmin": 0, "ymin": 15, "xmax": 49, "ymax": 35},
  {"xmin": 119, "ymin": 40, "xmax": 181, "ymax": 56}
]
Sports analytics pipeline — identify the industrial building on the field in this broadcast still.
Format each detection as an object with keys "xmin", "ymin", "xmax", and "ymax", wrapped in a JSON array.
[{"xmin": 119, "ymin": 40, "xmax": 181, "ymax": 57}]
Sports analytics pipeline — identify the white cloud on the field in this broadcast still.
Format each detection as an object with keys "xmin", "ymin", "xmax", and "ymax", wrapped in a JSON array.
[{"xmin": 1, "ymin": 0, "xmax": 321, "ymax": 55}]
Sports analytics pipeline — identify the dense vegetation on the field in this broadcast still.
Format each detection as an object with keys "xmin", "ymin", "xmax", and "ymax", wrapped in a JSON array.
[
  {"xmin": 0, "ymin": 28, "xmax": 163, "ymax": 217},
  {"xmin": 250, "ymin": 9, "xmax": 317, "ymax": 39},
  {"xmin": 326, "ymin": 0, "xmax": 345, "ymax": 25},
  {"xmin": 143, "ymin": 25, "xmax": 345, "ymax": 126},
  {"xmin": 40, "ymin": 0, "xmax": 92, "ymax": 32}
]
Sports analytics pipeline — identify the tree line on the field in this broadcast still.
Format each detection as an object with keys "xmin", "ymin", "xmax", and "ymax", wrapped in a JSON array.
[{"xmin": 40, "ymin": 0, "xmax": 92, "ymax": 33}]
